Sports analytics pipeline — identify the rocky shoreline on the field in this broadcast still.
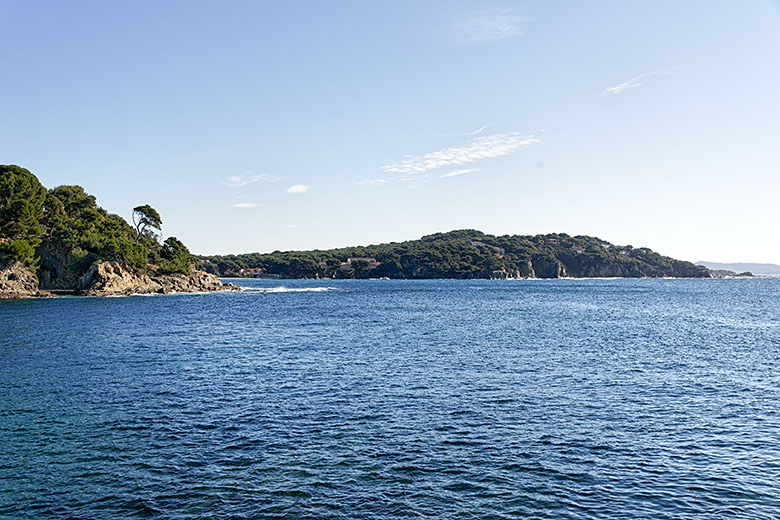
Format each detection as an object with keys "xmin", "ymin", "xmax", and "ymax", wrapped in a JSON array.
[
  {"xmin": 0, "ymin": 261, "xmax": 48, "ymax": 299},
  {"xmin": 0, "ymin": 260, "xmax": 241, "ymax": 299}
]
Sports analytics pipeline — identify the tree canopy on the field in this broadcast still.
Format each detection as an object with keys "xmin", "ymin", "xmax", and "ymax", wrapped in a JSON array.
[
  {"xmin": 198, "ymin": 229, "xmax": 710, "ymax": 279},
  {"xmin": 0, "ymin": 165, "xmax": 196, "ymax": 281},
  {"xmin": 132, "ymin": 205, "xmax": 162, "ymax": 243},
  {"xmin": 157, "ymin": 236, "xmax": 193, "ymax": 275},
  {"xmin": 0, "ymin": 165, "xmax": 47, "ymax": 265}
]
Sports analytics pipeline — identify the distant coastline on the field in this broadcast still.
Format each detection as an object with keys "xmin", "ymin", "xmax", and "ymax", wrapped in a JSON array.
[
  {"xmin": 200, "ymin": 229, "xmax": 711, "ymax": 280},
  {"xmin": 697, "ymin": 261, "xmax": 780, "ymax": 277}
]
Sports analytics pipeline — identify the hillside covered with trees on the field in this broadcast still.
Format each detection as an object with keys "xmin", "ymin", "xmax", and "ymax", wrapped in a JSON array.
[
  {"xmin": 1, "ymin": 164, "xmax": 710, "ymax": 293},
  {"xmin": 199, "ymin": 229, "xmax": 710, "ymax": 279},
  {"xmin": 0, "ymin": 164, "xmax": 225, "ymax": 296}
]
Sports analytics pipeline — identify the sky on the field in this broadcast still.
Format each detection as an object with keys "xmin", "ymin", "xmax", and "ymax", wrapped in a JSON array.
[{"xmin": 2, "ymin": 0, "xmax": 779, "ymax": 263}]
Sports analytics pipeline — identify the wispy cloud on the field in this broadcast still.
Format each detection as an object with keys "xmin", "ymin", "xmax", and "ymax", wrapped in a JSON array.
[
  {"xmin": 382, "ymin": 132, "xmax": 540, "ymax": 174},
  {"xmin": 439, "ymin": 168, "xmax": 478, "ymax": 179},
  {"xmin": 603, "ymin": 69, "xmax": 665, "ymax": 96},
  {"xmin": 223, "ymin": 173, "xmax": 286, "ymax": 188},
  {"xmin": 359, "ymin": 132, "xmax": 540, "ymax": 188},
  {"xmin": 232, "ymin": 202, "xmax": 258, "ymax": 208},
  {"xmin": 286, "ymin": 184, "xmax": 310, "ymax": 194},
  {"xmin": 451, "ymin": 9, "xmax": 527, "ymax": 46}
]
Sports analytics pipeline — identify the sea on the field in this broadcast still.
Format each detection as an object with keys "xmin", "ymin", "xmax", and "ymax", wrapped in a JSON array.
[{"xmin": 2, "ymin": 278, "xmax": 779, "ymax": 519}]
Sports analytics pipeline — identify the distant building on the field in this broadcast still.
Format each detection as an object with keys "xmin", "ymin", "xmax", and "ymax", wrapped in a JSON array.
[
  {"xmin": 238, "ymin": 267, "xmax": 264, "ymax": 277},
  {"xmin": 338, "ymin": 257, "xmax": 382, "ymax": 270},
  {"xmin": 347, "ymin": 257, "xmax": 378, "ymax": 264}
]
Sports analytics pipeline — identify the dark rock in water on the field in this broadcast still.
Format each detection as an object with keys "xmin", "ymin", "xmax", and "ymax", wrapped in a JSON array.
[
  {"xmin": 709, "ymin": 269, "xmax": 754, "ymax": 278},
  {"xmin": 697, "ymin": 261, "xmax": 780, "ymax": 276}
]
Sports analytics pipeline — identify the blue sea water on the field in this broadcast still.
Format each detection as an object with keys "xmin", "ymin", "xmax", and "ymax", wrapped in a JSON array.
[{"xmin": 1, "ymin": 278, "xmax": 780, "ymax": 519}]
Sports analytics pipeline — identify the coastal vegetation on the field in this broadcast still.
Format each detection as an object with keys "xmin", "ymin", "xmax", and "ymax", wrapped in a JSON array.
[
  {"xmin": 1, "ymin": 164, "xmax": 710, "ymax": 295},
  {"xmin": 199, "ymin": 229, "xmax": 710, "ymax": 279},
  {"xmin": 0, "ymin": 164, "xmax": 215, "ymax": 297}
]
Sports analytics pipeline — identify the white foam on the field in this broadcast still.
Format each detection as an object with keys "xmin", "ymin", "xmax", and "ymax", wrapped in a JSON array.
[{"xmin": 243, "ymin": 286, "xmax": 337, "ymax": 293}]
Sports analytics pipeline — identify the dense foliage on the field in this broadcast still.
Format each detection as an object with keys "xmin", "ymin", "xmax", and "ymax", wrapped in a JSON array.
[
  {"xmin": 0, "ymin": 165, "xmax": 47, "ymax": 265},
  {"xmin": 156, "ymin": 237, "xmax": 194, "ymax": 275},
  {"xmin": 199, "ymin": 230, "xmax": 710, "ymax": 279},
  {"xmin": 0, "ymin": 165, "xmax": 194, "ymax": 281}
]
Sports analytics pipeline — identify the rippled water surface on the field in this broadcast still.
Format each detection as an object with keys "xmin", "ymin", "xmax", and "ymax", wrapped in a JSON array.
[{"xmin": 2, "ymin": 279, "xmax": 780, "ymax": 519}]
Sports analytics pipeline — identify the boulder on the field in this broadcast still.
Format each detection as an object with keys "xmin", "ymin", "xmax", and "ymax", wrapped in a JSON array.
[
  {"xmin": 151, "ymin": 269, "xmax": 241, "ymax": 294},
  {"xmin": 0, "ymin": 259, "xmax": 44, "ymax": 299},
  {"xmin": 79, "ymin": 261, "xmax": 159, "ymax": 295}
]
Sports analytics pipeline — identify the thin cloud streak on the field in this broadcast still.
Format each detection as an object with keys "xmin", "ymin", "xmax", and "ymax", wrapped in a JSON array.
[
  {"xmin": 439, "ymin": 168, "xmax": 478, "ymax": 179},
  {"xmin": 359, "ymin": 132, "xmax": 539, "ymax": 187},
  {"xmin": 223, "ymin": 173, "xmax": 286, "ymax": 188},
  {"xmin": 232, "ymin": 202, "xmax": 258, "ymax": 208},
  {"xmin": 381, "ymin": 132, "xmax": 540, "ymax": 174},
  {"xmin": 603, "ymin": 69, "xmax": 665, "ymax": 95},
  {"xmin": 452, "ymin": 9, "xmax": 527, "ymax": 46}
]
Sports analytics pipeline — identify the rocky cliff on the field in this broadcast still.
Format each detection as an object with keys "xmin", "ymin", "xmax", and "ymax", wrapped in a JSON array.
[
  {"xmin": 79, "ymin": 261, "xmax": 241, "ymax": 296},
  {"xmin": 0, "ymin": 165, "xmax": 243, "ymax": 298},
  {"xmin": 0, "ymin": 257, "xmax": 45, "ymax": 299},
  {"xmin": 0, "ymin": 255, "xmax": 240, "ymax": 299}
]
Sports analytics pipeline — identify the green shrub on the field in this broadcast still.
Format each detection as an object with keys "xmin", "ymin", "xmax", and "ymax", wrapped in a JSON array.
[
  {"xmin": 157, "ymin": 237, "xmax": 193, "ymax": 275},
  {"xmin": 0, "ymin": 239, "xmax": 37, "ymax": 267}
]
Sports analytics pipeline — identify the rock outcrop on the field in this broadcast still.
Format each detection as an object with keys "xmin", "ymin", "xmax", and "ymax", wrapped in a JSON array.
[
  {"xmin": 530, "ymin": 254, "xmax": 567, "ymax": 279},
  {"xmin": 78, "ymin": 261, "xmax": 159, "ymax": 295},
  {"xmin": 37, "ymin": 239, "xmax": 100, "ymax": 291},
  {"xmin": 0, "ymin": 257, "xmax": 45, "ymax": 299},
  {"xmin": 79, "ymin": 261, "xmax": 241, "ymax": 296},
  {"xmin": 709, "ymin": 269, "xmax": 754, "ymax": 278},
  {"xmin": 152, "ymin": 269, "xmax": 240, "ymax": 294},
  {"xmin": 1, "ymin": 253, "xmax": 240, "ymax": 299}
]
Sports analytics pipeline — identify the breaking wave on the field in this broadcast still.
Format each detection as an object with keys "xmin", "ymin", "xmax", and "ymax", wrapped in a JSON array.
[{"xmin": 244, "ymin": 286, "xmax": 337, "ymax": 293}]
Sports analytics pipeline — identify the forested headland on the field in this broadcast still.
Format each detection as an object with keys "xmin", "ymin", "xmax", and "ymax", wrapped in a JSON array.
[
  {"xmin": 198, "ymin": 230, "xmax": 710, "ymax": 279},
  {"xmin": 0, "ymin": 164, "xmax": 232, "ymax": 297},
  {"xmin": 1, "ymin": 163, "xmax": 712, "ymax": 296}
]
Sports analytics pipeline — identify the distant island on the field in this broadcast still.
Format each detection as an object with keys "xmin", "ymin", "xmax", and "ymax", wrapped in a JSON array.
[
  {"xmin": 199, "ymin": 229, "xmax": 711, "ymax": 280},
  {"xmin": 697, "ymin": 261, "xmax": 780, "ymax": 277},
  {"xmin": 0, "ymin": 165, "xmax": 237, "ymax": 298}
]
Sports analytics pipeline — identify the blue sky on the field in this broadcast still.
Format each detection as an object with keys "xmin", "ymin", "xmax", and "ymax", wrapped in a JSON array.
[{"xmin": 2, "ymin": 1, "xmax": 779, "ymax": 262}]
